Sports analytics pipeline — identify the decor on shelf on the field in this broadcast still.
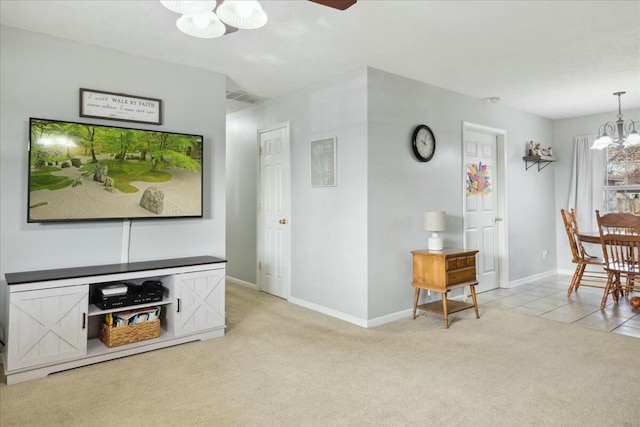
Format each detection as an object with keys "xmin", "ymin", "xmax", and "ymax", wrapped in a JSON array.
[
  {"xmin": 523, "ymin": 141, "xmax": 556, "ymax": 171},
  {"xmin": 160, "ymin": 0, "xmax": 267, "ymax": 38},
  {"xmin": 466, "ymin": 162, "xmax": 491, "ymax": 196},
  {"xmin": 424, "ymin": 211, "xmax": 446, "ymax": 251},
  {"xmin": 591, "ymin": 91, "xmax": 640, "ymax": 149},
  {"xmin": 526, "ymin": 141, "xmax": 553, "ymax": 157},
  {"xmin": 311, "ymin": 137, "xmax": 337, "ymax": 187},
  {"xmin": 80, "ymin": 88, "xmax": 162, "ymax": 125}
]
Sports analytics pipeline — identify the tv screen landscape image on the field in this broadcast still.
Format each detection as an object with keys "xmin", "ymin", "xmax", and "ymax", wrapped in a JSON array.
[{"xmin": 28, "ymin": 118, "xmax": 204, "ymax": 222}]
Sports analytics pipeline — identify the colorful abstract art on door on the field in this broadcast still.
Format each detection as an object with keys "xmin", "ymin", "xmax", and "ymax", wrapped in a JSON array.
[{"xmin": 466, "ymin": 162, "xmax": 491, "ymax": 196}]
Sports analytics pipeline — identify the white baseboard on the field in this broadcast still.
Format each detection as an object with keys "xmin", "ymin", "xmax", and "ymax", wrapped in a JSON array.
[
  {"xmin": 226, "ymin": 276, "xmax": 258, "ymax": 291},
  {"xmin": 367, "ymin": 308, "xmax": 414, "ymax": 327},
  {"xmin": 228, "ymin": 270, "xmax": 571, "ymax": 330},
  {"xmin": 509, "ymin": 269, "xmax": 560, "ymax": 287},
  {"xmin": 288, "ymin": 296, "xmax": 369, "ymax": 328},
  {"xmin": 227, "ymin": 278, "xmax": 374, "ymax": 328},
  {"xmin": 289, "ymin": 297, "xmax": 427, "ymax": 329}
]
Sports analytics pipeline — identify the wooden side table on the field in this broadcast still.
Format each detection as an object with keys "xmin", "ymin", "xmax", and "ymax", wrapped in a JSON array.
[{"xmin": 411, "ymin": 248, "xmax": 480, "ymax": 328}]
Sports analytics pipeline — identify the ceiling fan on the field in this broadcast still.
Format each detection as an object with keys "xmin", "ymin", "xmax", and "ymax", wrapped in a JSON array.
[
  {"xmin": 162, "ymin": 0, "xmax": 357, "ymax": 38},
  {"xmin": 221, "ymin": 0, "xmax": 357, "ymax": 35},
  {"xmin": 217, "ymin": 0, "xmax": 357, "ymax": 36}
]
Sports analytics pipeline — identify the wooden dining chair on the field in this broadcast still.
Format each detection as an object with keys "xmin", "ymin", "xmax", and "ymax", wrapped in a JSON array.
[
  {"xmin": 595, "ymin": 210, "xmax": 640, "ymax": 309},
  {"xmin": 561, "ymin": 208, "xmax": 606, "ymax": 296}
]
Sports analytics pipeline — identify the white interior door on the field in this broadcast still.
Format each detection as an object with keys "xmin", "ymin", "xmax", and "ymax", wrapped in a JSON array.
[
  {"xmin": 463, "ymin": 124, "xmax": 507, "ymax": 293},
  {"xmin": 258, "ymin": 123, "xmax": 290, "ymax": 299}
]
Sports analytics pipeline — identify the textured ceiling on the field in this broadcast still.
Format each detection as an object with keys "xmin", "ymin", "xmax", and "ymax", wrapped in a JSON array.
[{"xmin": 1, "ymin": 0, "xmax": 639, "ymax": 119}]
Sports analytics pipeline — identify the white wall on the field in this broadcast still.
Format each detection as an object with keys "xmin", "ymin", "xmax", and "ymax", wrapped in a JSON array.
[
  {"xmin": 366, "ymin": 68, "xmax": 555, "ymax": 318},
  {"xmin": 0, "ymin": 27, "xmax": 227, "ymax": 337},
  {"xmin": 227, "ymin": 66, "xmax": 557, "ymax": 324},
  {"xmin": 227, "ymin": 68, "xmax": 369, "ymax": 321},
  {"xmin": 225, "ymin": 113, "xmax": 259, "ymax": 283},
  {"xmin": 552, "ymin": 107, "xmax": 640, "ymax": 272}
]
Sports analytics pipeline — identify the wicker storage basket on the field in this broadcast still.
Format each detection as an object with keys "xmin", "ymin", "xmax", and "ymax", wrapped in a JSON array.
[{"xmin": 100, "ymin": 319, "xmax": 160, "ymax": 348}]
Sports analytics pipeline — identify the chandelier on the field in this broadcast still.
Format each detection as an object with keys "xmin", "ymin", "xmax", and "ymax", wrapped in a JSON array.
[
  {"xmin": 591, "ymin": 91, "xmax": 640, "ymax": 149},
  {"xmin": 161, "ymin": 1, "xmax": 267, "ymax": 38}
]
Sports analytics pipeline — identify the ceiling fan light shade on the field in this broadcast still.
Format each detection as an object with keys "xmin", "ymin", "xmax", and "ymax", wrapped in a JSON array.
[
  {"xmin": 216, "ymin": 1, "xmax": 267, "ymax": 29},
  {"xmin": 161, "ymin": 0, "xmax": 216, "ymax": 15},
  {"xmin": 176, "ymin": 12, "xmax": 226, "ymax": 38}
]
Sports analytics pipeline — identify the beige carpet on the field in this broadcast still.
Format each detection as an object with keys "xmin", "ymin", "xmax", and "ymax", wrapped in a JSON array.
[{"xmin": 1, "ymin": 282, "xmax": 639, "ymax": 426}]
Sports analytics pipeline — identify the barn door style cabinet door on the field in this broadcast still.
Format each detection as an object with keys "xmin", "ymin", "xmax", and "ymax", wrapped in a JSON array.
[
  {"xmin": 173, "ymin": 269, "xmax": 226, "ymax": 337},
  {"xmin": 7, "ymin": 285, "xmax": 89, "ymax": 371}
]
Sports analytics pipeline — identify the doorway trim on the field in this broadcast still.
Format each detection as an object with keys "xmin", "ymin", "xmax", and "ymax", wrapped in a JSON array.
[{"xmin": 462, "ymin": 121, "xmax": 510, "ymax": 289}]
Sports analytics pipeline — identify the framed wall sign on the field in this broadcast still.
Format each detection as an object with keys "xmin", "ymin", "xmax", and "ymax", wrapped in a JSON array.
[
  {"xmin": 79, "ymin": 88, "xmax": 163, "ymax": 125},
  {"xmin": 311, "ymin": 137, "xmax": 337, "ymax": 187}
]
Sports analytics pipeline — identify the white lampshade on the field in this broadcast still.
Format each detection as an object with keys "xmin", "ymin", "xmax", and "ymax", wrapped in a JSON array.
[
  {"xmin": 591, "ymin": 135, "xmax": 613, "ymax": 150},
  {"xmin": 624, "ymin": 131, "xmax": 640, "ymax": 147},
  {"xmin": 177, "ymin": 12, "xmax": 226, "ymax": 38},
  {"xmin": 161, "ymin": 0, "xmax": 217, "ymax": 15},
  {"xmin": 216, "ymin": 0, "xmax": 267, "ymax": 29},
  {"xmin": 424, "ymin": 211, "xmax": 446, "ymax": 251},
  {"xmin": 424, "ymin": 211, "xmax": 446, "ymax": 232}
]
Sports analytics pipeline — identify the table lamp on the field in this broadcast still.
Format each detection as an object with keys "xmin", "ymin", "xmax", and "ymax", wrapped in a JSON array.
[{"xmin": 424, "ymin": 211, "xmax": 446, "ymax": 251}]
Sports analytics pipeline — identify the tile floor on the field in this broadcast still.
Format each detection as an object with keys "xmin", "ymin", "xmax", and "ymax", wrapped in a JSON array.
[{"xmin": 477, "ymin": 274, "xmax": 640, "ymax": 339}]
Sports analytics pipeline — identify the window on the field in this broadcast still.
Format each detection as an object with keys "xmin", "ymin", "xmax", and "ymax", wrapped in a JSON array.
[{"xmin": 604, "ymin": 145, "xmax": 640, "ymax": 213}]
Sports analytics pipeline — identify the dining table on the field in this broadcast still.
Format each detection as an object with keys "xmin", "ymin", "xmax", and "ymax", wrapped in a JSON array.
[
  {"xmin": 575, "ymin": 231, "xmax": 603, "ymax": 260},
  {"xmin": 576, "ymin": 231, "xmax": 600, "ymax": 245}
]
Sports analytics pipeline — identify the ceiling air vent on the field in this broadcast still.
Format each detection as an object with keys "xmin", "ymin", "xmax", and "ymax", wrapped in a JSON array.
[
  {"xmin": 226, "ymin": 90, "xmax": 260, "ymax": 104},
  {"xmin": 226, "ymin": 90, "xmax": 263, "ymax": 113}
]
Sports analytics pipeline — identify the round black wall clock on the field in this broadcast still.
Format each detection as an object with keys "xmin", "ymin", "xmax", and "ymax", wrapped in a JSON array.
[{"xmin": 411, "ymin": 124, "xmax": 436, "ymax": 162}]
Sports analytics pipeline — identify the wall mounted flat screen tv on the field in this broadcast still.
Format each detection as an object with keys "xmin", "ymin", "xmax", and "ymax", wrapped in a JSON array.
[{"xmin": 28, "ymin": 118, "xmax": 203, "ymax": 223}]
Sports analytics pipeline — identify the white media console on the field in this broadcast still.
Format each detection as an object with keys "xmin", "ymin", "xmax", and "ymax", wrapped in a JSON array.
[{"xmin": 2, "ymin": 256, "xmax": 226, "ymax": 385}]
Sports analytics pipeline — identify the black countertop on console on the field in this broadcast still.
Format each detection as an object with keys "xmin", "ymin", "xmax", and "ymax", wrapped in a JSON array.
[{"xmin": 5, "ymin": 256, "xmax": 226, "ymax": 285}]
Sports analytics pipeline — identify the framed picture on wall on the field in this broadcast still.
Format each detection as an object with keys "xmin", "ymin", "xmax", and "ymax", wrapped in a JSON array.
[
  {"xmin": 79, "ymin": 88, "xmax": 163, "ymax": 125},
  {"xmin": 311, "ymin": 137, "xmax": 337, "ymax": 187}
]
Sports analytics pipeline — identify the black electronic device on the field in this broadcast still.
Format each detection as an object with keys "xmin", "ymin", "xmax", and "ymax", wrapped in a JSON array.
[{"xmin": 94, "ymin": 281, "xmax": 164, "ymax": 310}]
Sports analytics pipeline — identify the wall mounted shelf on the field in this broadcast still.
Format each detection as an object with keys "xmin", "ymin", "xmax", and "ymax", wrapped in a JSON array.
[{"xmin": 523, "ymin": 155, "xmax": 556, "ymax": 172}]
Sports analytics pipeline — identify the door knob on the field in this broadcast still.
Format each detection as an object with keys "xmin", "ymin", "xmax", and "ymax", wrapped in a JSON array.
[
  {"xmin": 495, "ymin": 217, "xmax": 503, "ymax": 222},
  {"xmin": 279, "ymin": 218, "xmax": 287, "ymax": 225}
]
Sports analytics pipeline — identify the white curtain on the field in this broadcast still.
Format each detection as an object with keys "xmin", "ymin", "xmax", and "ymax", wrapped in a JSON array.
[{"xmin": 567, "ymin": 135, "xmax": 604, "ymax": 231}]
